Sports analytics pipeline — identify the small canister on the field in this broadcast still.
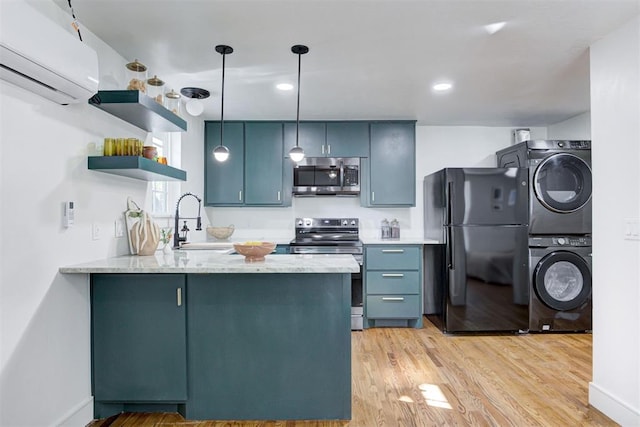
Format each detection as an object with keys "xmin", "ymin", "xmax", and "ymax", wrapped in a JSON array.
[
  {"xmin": 147, "ymin": 75, "xmax": 165, "ymax": 104},
  {"xmin": 103, "ymin": 138, "xmax": 114, "ymax": 156},
  {"xmin": 381, "ymin": 219, "xmax": 391, "ymax": 239},
  {"xmin": 390, "ymin": 219, "xmax": 400, "ymax": 239},
  {"xmin": 125, "ymin": 59, "xmax": 147, "ymax": 93},
  {"xmin": 164, "ymin": 89, "xmax": 181, "ymax": 116}
]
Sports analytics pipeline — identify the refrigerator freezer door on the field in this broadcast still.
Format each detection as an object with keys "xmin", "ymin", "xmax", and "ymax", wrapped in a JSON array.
[
  {"xmin": 446, "ymin": 168, "xmax": 528, "ymax": 226},
  {"xmin": 444, "ymin": 225, "xmax": 529, "ymax": 333}
]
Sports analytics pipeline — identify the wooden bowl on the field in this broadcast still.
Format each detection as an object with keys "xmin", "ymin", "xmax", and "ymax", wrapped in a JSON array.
[
  {"xmin": 233, "ymin": 241, "xmax": 276, "ymax": 262},
  {"xmin": 206, "ymin": 225, "xmax": 234, "ymax": 240}
]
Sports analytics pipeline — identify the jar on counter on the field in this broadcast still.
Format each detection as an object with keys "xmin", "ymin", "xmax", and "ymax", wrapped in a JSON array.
[
  {"xmin": 381, "ymin": 219, "xmax": 391, "ymax": 239},
  {"xmin": 147, "ymin": 75, "xmax": 165, "ymax": 104},
  {"xmin": 164, "ymin": 89, "xmax": 181, "ymax": 116},
  {"xmin": 390, "ymin": 219, "xmax": 400, "ymax": 239},
  {"xmin": 125, "ymin": 59, "xmax": 147, "ymax": 93}
]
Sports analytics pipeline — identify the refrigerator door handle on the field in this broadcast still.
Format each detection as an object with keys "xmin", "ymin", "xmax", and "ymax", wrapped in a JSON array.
[{"xmin": 446, "ymin": 182, "xmax": 453, "ymax": 225}]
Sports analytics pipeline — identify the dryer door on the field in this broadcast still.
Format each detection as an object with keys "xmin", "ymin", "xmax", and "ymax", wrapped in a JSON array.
[
  {"xmin": 533, "ymin": 153, "xmax": 592, "ymax": 213},
  {"xmin": 533, "ymin": 250, "xmax": 592, "ymax": 311}
]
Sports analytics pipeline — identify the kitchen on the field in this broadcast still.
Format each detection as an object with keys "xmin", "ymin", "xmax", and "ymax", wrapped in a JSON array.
[{"xmin": 0, "ymin": 0, "xmax": 638, "ymax": 426}]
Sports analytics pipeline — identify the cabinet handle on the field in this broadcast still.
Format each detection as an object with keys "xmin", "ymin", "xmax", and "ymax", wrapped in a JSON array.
[
  {"xmin": 321, "ymin": 145, "xmax": 325, "ymax": 154},
  {"xmin": 327, "ymin": 144, "xmax": 331, "ymax": 154},
  {"xmin": 277, "ymin": 191, "xmax": 281, "ymax": 201},
  {"xmin": 177, "ymin": 288, "xmax": 182, "ymax": 307},
  {"xmin": 382, "ymin": 249, "xmax": 404, "ymax": 253},
  {"xmin": 238, "ymin": 190, "xmax": 242, "ymax": 201},
  {"xmin": 382, "ymin": 297, "xmax": 404, "ymax": 302},
  {"xmin": 382, "ymin": 273, "xmax": 404, "ymax": 278},
  {"xmin": 372, "ymin": 192, "xmax": 375, "ymax": 202}
]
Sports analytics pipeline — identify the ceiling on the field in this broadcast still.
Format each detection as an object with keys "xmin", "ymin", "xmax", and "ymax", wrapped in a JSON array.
[{"xmin": 53, "ymin": 0, "xmax": 639, "ymax": 126}]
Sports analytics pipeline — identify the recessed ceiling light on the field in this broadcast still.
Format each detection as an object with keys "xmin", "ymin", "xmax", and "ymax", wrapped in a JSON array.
[
  {"xmin": 277, "ymin": 83, "xmax": 294, "ymax": 91},
  {"xmin": 484, "ymin": 21, "xmax": 506, "ymax": 35},
  {"xmin": 433, "ymin": 82, "xmax": 453, "ymax": 92}
]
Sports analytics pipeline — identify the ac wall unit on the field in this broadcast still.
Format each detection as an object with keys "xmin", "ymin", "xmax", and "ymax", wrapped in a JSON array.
[{"xmin": 0, "ymin": 1, "xmax": 99, "ymax": 105}]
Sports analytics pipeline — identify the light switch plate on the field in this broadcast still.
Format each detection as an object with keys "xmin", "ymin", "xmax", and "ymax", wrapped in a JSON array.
[
  {"xmin": 114, "ymin": 218, "xmax": 125, "ymax": 238},
  {"xmin": 92, "ymin": 222, "xmax": 102, "ymax": 240}
]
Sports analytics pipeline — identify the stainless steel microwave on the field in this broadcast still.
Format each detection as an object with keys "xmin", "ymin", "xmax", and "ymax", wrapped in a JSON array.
[{"xmin": 293, "ymin": 157, "xmax": 360, "ymax": 196}]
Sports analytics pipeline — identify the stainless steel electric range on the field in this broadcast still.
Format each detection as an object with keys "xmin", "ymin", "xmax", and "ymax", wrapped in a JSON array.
[{"xmin": 289, "ymin": 218, "xmax": 363, "ymax": 330}]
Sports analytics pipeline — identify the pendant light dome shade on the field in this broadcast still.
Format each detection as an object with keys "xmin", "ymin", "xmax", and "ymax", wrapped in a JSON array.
[
  {"xmin": 214, "ymin": 44, "xmax": 233, "ymax": 162},
  {"xmin": 213, "ymin": 144, "xmax": 230, "ymax": 162},
  {"xmin": 288, "ymin": 44, "xmax": 309, "ymax": 163}
]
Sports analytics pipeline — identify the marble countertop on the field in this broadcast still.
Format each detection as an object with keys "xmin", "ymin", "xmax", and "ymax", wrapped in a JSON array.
[{"xmin": 59, "ymin": 252, "xmax": 360, "ymax": 274}]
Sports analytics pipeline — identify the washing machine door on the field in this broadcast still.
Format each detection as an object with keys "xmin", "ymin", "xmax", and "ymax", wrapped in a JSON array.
[
  {"xmin": 533, "ymin": 153, "xmax": 592, "ymax": 213},
  {"xmin": 533, "ymin": 250, "xmax": 592, "ymax": 311}
]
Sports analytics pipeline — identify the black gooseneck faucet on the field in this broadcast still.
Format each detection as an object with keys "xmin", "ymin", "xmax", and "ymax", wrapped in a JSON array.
[{"xmin": 174, "ymin": 192, "xmax": 202, "ymax": 248}]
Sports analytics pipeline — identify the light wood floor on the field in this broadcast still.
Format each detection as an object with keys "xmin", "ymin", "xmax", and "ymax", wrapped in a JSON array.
[{"xmin": 89, "ymin": 317, "xmax": 615, "ymax": 427}]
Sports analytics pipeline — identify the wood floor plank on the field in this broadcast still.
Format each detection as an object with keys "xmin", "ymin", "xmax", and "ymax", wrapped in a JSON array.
[{"xmin": 88, "ymin": 318, "xmax": 616, "ymax": 427}]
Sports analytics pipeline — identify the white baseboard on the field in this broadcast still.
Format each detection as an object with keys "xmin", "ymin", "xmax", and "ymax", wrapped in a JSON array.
[
  {"xmin": 53, "ymin": 396, "xmax": 93, "ymax": 427},
  {"xmin": 589, "ymin": 382, "xmax": 640, "ymax": 426}
]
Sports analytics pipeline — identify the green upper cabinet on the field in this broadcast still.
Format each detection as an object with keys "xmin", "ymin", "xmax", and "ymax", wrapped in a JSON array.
[
  {"xmin": 363, "ymin": 121, "xmax": 416, "ymax": 207},
  {"xmin": 284, "ymin": 122, "xmax": 326, "ymax": 157},
  {"xmin": 325, "ymin": 122, "xmax": 369, "ymax": 157},
  {"xmin": 284, "ymin": 121, "xmax": 369, "ymax": 158},
  {"xmin": 205, "ymin": 121, "xmax": 245, "ymax": 205},
  {"xmin": 205, "ymin": 121, "xmax": 291, "ymax": 207},
  {"xmin": 244, "ymin": 122, "xmax": 289, "ymax": 205}
]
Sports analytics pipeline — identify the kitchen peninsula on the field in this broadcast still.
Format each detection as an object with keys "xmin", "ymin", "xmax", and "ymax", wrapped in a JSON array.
[{"xmin": 60, "ymin": 252, "xmax": 359, "ymax": 421}]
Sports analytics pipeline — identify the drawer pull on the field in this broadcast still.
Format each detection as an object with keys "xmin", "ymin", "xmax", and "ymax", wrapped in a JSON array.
[
  {"xmin": 382, "ymin": 273, "xmax": 404, "ymax": 278},
  {"xmin": 382, "ymin": 297, "xmax": 405, "ymax": 302},
  {"xmin": 382, "ymin": 249, "xmax": 404, "ymax": 253},
  {"xmin": 177, "ymin": 287, "xmax": 183, "ymax": 307}
]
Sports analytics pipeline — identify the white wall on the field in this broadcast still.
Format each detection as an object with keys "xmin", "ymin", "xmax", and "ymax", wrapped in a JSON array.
[
  {"xmin": 181, "ymin": 124, "xmax": 547, "ymax": 240},
  {"xmin": 0, "ymin": 1, "xmax": 149, "ymax": 425},
  {"xmin": 588, "ymin": 16, "xmax": 640, "ymax": 426},
  {"xmin": 547, "ymin": 112, "xmax": 591, "ymax": 140}
]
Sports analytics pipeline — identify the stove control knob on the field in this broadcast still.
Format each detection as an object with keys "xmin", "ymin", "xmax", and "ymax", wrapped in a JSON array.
[
  {"xmin": 304, "ymin": 219, "xmax": 312, "ymax": 226},
  {"xmin": 342, "ymin": 220, "xmax": 349, "ymax": 226},
  {"xmin": 297, "ymin": 219, "xmax": 303, "ymax": 226},
  {"xmin": 350, "ymin": 220, "xmax": 357, "ymax": 226},
  {"xmin": 557, "ymin": 237, "xmax": 566, "ymax": 245}
]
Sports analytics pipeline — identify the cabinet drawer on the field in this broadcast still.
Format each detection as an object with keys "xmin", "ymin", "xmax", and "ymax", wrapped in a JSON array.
[
  {"xmin": 365, "ymin": 246, "xmax": 421, "ymax": 270},
  {"xmin": 366, "ymin": 271, "xmax": 420, "ymax": 294},
  {"xmin": 366, "ymin": 295, "xmax": 420, "ymax": 319}
]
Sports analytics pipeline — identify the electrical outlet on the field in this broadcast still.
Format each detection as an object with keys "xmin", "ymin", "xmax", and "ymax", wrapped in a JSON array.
[
  {"xmin": 114, "ymin": 218, "xmax": 125, "ymax": 238},
  {"xmin": 92, "ymin": 222, "xmax": 102, "ymax": 240},
  {"xmin": 624, "ymin": 218, "xmax": 640, "ymax": 241}
]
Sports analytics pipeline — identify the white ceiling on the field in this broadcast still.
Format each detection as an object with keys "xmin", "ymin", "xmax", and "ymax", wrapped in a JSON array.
[{"xmin": 54, "ymin": 0, "xmax": 639, "ymax": 126}]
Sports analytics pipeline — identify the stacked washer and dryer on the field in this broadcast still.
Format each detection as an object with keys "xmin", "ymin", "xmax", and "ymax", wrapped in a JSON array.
[{"xmin": 496, "ymin": 140, "xmax": 593, "ymax": 332}]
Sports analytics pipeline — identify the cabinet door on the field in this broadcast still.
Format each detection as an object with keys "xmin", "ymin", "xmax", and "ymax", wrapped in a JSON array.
[
  {"xmin": 205, "ymin": 122, "xmax": 245, "ymax": 205},
  {"xmin": 244, "ymin": 122, "xmax": 285, "ymax": 205},
  {"xmin": 92, "ymin": 274, "xmax": 187, "ymax": 401},
  {"xmin": 326, "ymin": 122, "xmax": 369, "ymax": 157},
  {"xmin": 368, "ymin": 122, "xmax": 416, "ymax": 206},
  {"xmin": 284, "ymin": 122, "xmax": 326, "ymax": 157}
]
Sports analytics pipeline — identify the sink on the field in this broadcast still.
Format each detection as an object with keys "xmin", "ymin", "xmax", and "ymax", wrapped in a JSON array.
[{"xmin": 179, "ymin": 242, "xmax": 234, "ymax": 251}]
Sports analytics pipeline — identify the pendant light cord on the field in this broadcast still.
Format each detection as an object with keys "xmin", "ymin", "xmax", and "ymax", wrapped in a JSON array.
[
  {"xmin": 219, "ymin": 50, "xmax": 226, "ymax": 149},
  {"xmin": 295, "ymin": 50, "xmax": 302, "ymax": 148}
]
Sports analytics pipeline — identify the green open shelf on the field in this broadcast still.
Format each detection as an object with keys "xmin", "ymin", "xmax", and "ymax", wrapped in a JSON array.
[
  {"xmin": 89, "ymin": 90, "xmax": 187, "ymax": 132},
  {"xmin": 88, "ymin": 156, "xmax": 187, "ymax": 181}
]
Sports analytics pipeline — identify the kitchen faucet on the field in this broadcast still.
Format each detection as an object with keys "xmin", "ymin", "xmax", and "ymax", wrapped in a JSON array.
[{"xmin": 174, "ymin": 192, "xmax": 202, "ymax": 248}]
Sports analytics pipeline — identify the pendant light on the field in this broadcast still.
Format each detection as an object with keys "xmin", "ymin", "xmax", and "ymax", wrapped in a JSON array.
[
  {"xmin": 213, "ymin": 44, "xmax": 233, "ymax": 162},
  {"xmin": 289, "ymin": 44, "xmax": 309, "ymax": 163}
]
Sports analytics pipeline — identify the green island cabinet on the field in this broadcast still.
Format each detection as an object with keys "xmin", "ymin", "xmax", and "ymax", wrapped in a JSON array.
[
  {"xmin": 91, "ymin": 274, "xmax": 187, "ymax": 417},
  {"xmin": 90, "ymin": 272, "xmax": 351, "ymax": 420},
  {"xmin": 364, "ymin": 245, "xmax": 423, "ymax": 328},
  {"xmin": 361, "ymin": 121, "xmax": 416, "ymax": 207},
  {"xmin": 205, "ymin": 121, "xmax": 292, "ymax": 206},
  {"xmin": 284, "ymin": 121, "xmax": 369, "ymax": 158}
]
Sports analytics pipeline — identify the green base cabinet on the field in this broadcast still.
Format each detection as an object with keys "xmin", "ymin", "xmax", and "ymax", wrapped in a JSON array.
[
  {"xmin": 91, "ymin": 274, "xmax": 187, "ymax": 417},
  {"xmin": 362, "ymin": 121, "xmax": 416, "ymax": 207},
  {"xmin": 364, "ymin": 245, "xmax": 423, "ymax": 328},
  {"xmin": 186, "ymin": 273, "xmax": 351, "ymax": 420}
]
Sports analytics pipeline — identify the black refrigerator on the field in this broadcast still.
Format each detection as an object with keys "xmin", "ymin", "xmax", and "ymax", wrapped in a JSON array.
[{"xmin": 423, "ymin": 168, "xmax": 529, "ymax": 333}]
